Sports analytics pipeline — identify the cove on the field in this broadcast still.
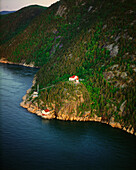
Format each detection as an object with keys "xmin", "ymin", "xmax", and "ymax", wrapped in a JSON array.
[{"xmin": 0, "ymin": 63, "xmax": 136, "ymax": 170}]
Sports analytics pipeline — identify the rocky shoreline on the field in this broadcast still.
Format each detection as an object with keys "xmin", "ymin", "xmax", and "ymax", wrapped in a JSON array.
[
  {"xmin": 1, "ymin": 60, "xmax": 135, "ymax": 136},
  {"xmin": 20, "ymin": 88, "xmax": 135, "ymax": 136},
  {"xmin": 0, "ymin": 58, "xmax": 39, "ymax": 68},
  {"xmin": 20, "ymin": 90, "xmax": 56, "ymax": 120}
]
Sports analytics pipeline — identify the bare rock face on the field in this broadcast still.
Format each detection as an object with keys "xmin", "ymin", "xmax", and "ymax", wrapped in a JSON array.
[
  {"xmin": 106, "ymin": 44, "xmax": 119, "ymax": 57},
  {"xmin": 129, "ymin": 127, "xmax": 134, "ymax": 134},
  {"xmin": 116, "ymin": 122, "xmax": 122, "ymax": 129},
  {"xmin": 109, "ymin": 121, "xmax": 122, "ymax": 129},
  {"xmin": 20, "ymin": 101, "xmax": 25, "ymax": 107},
  {"xmin": 109, "ymin": 121, "xmax": 116, "ymax": 128},
  {"xmin": 32, "ymin": 76, "xmax": 37, "ymax": 86},
  {"xmin": 22, "ymin": 94, "xmax": 27, "ymax": 101},
  {"xmin": 20, "ymin": 79, "xmax": 135, "ymax": 136},
  {"xmin": 120, "ymin": 100, "xmax": 127, "ymax": 112},
  {"xmin": 26, "ymin": 88, "xmax": 31, "ymax": 94},
  {"xmin": 123, "ymin": 127, "xmax": 126, "ymax": 131},
  {"xmin": 56, "ymin": 5, "xmax": 67, "ymax": 17},
  {"xmin": 110, "ymin": 45, "xmax": 119, "ymax": 57},
  {"xmin": 27, "ymin": 107, "xmax": 36, "ymax": 113},
  {"xmin": 20, "ymin": 87, "xmax": 56, "ymax": 120},
  {"xmin": 57, "ymin": 102, "xmax": 76, "ymax": 116},
  {"xmin": 20, "ymin": 101, "xmax": 31, "ymax": 108},
  {"xmin": 36, "ymin": 110, "xmax": 42, "ymax": 116},
  {"xmin": 109, "ymin": 116, "xmax": 122, "ymax": 129},
  {"xmin": 88, "ymin": 6, "xmax": 93, "ymax": 12}
]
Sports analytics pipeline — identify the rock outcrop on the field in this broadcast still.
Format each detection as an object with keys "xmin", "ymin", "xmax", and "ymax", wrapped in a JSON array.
[
  {"xmin": 0, "ymin": 58, "xmax": 39, "ymax": 68},
  {"xmin": 20, "ymin": 82, "xmax": 135, "ymax": 136},
  {"xmin": 20, "ymin": 87, "xmax": 56, "ymax": 120},
  {"xmin": 19, "ymin": 73, "xmax": 136, "ymax": 136}
]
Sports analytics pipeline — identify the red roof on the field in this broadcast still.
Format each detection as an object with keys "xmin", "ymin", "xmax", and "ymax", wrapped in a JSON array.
[
  {"xmin": 70, "ymin": 75, "xmax": 76, "ymax": 78},
  {"xmin": 44, "ymin": 109, "xmax": 50, "ymax": 112},
  {"xmin": 42, "ymin": 113, "xmax": 47, "ymax": 116},
  {"xmin": 70, "ymin": 75, "xmax": 78, "ymax": 78}
]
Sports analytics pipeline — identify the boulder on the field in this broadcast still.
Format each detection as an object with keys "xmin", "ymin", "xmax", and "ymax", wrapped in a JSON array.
[
  {"xmin": 115, "ymin": 122, "xmax": 122, "ymax": 129},
  {"xmin": 129, "ymin": 127, "xmax": 134, "ymax": 134},
  {"xmin": 109, "ymin": 122, "xmax": 116, "ymax": 128},
  {"xmin": 123, "ymin": 127, "xmax": 126, "ymax": 131},
  {"xmin": 70, "ymin": 117, "xmax": 74, "ymax": 121}
]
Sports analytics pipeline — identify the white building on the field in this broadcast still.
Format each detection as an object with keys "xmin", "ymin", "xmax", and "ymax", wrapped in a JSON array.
[
  {"xmin": 69, "ymin": 75, "xmax": 79, "ymax": 83},
  {"xmin": 42, "ymin": 109, "xmax": 50, "ymax": 116},
  {"xmin": 33, "ymin": 91, "xmax": 38, "ymax": 98}
]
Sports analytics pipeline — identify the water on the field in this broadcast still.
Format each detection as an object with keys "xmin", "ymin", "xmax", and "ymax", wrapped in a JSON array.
[{"xmin": 0, "ymin": 63, "xmax": 136, "ymax": 170}]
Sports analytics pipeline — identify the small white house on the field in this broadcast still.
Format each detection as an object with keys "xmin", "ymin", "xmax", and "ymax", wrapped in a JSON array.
[
  {"xmin": 69, "ymin": 75, "xmax": 79, "ymax": 83},
  {"xmin": 42, "ymin": 109, "xmax": 50, "ymax": 116},
  {"xmin": 33, "ymin": 91, "xmax": 38, "ymax": 98},
  {"xmin": 32, "ymin": 85, "xmax": 39, "ymax": 98}
]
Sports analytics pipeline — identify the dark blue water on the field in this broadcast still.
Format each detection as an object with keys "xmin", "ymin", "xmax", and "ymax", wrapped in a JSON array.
[{"xmin": 0, "ymin": 63, "xmax": 136, "ymax": 170}]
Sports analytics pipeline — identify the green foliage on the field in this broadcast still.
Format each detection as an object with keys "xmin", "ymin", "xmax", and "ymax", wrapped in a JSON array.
[{"xmin": 0, "ymin": 0, "xmax": 136, "ymax": 127}]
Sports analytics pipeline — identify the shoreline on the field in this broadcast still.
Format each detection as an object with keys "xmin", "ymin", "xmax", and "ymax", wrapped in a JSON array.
[
  {"xmin": 0, "ymin": 58, "xmax": 39, "ymax": 68},
  {"xmin": 1, "ymin": 60, "xmax": 135, "ymax": 136},
  {"xmin": 20, "ymin": 90, "xmax": 136, "ymax": 136}
]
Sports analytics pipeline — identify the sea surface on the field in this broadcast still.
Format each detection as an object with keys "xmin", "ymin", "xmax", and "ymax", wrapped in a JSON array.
[{"xmin": 0, "ymin": 63, "xmax": 136, "ymax": 170}]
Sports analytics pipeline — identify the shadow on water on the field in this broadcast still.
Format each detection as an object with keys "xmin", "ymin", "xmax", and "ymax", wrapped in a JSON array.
[
  {"xmin": 40, "ymin": 119, "xmax": 136, "ymax": 170},
  {"xmin": 41, "ymin": 118, "xmax": 136, "ymax": 141},
  {"xmin": 0, "ymin": 63, "xmax": 39, "ymax": 77}
]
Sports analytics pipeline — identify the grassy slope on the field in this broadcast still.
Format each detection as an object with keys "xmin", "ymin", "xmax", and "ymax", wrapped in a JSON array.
[{"xmin": 0, "ymin": 0, "xmax": 136, "ymax": 129}]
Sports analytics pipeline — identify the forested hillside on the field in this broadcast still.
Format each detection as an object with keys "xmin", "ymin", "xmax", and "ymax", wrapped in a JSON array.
[
  {"xmin": 0, "ymin": 5, "xmax": 47, "ymax": 45},
  {"xmin": 0, "ymin": 0, "xmax": 136, "ymax": 134}
]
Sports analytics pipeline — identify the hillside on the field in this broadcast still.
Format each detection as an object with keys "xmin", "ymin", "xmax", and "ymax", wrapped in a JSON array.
[
  {"xmin": 0, "ymin": 0, "xmax": 136, "ymax": 135},
  {"xmin": 0, "ymin": 5, "xmax": 47, "ymax": 45}
]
